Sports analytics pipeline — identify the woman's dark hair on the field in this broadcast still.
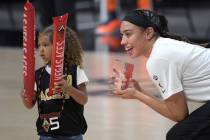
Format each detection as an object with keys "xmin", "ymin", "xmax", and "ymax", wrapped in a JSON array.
[{"xmin": 122, "ymin": 9, "xmax": 207, "ymax": 45}]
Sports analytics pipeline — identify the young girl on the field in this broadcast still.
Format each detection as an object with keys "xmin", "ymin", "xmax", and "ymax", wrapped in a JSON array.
[
  {"xmin": 112, "ymin": 9, "xmax": 210, "ymax": 140},
  {"xmin": 20, "ymin": 25, "xmax": 88, "ymax": 140}
]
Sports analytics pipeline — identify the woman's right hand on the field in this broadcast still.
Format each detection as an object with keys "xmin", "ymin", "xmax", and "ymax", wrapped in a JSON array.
[{"xmin": 110, "ymin": 69, "xmax": 142, "ymax": 99}]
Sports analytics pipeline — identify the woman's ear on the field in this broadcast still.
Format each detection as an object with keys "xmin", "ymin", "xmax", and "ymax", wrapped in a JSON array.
[{"xmin": 145, "ymin": 27, "xmax": 155, "ymax": 40}]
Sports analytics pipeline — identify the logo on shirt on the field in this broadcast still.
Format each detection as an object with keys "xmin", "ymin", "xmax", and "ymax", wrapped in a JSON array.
[
  {"xmin": 153, "ymin": 75, "xmax": 166, "ymax": 94},
  {"xmin": 39, "ymin": 75, "xmax": 72, "ymax": 101},
  {"xmin": 158, "ymin": 83, "xmax": 166, "ymax": 93},
  {"xmin": 153, "ymin": 75, "xmax": 158, "ymax": 80},
  {"xmin": 42, "ymin": 118, "xmax": 50, "ymax": 132}
]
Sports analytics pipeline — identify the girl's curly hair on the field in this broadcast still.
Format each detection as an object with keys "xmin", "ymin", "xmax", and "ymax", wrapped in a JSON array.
[{"xmin": 39, "ymin": 25, "xmax": 84, "ymax": 69}]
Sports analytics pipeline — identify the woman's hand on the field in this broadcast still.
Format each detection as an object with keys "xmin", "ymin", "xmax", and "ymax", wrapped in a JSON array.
[
  {"xmin": 130, "ymin": 79, "xmax": 142, "ymax": 92},
  {"xmin": 111, "ymin": 68, "xmax": 126, "ymax": 89},
  {"xmin": 112, "ymin": 87, "xmax": 137, "ymax": 99},
  {"xmin": 110, "ymin": 68, "xmax": 142, "ymax": 99}
]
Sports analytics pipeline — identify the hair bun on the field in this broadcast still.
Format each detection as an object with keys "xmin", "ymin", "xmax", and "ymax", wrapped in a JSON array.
[{"xmin": 157, "ymin": 14, "xmax": 169, "ymax": 33}]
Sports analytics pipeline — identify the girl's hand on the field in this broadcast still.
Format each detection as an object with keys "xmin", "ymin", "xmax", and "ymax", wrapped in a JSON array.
[
  {"xmin": 53, "ymin": 75, "xmax": 68, "ymax": 94},
  {"xmin": 54, "ymin": 75, "xmax": 70, "ymax": 94},
  {"xmin": 20, "ymin": 89, "xmax": 36, "ymax": 108},
  {"xmin": 20, "ymin": 89, "xmax": 30, "ymax": 103},
  {"xmin": 53, "ymin": 80, "xmax": 64, "ymax": 94}
]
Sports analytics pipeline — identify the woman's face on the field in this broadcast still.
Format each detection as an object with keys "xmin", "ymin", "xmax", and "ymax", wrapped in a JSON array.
[
  {"xmin": 38, "ymin": 34, "xmax": 53, "ymax": 65},
  {"xmin": 120, "ymin": 21, "xmax": 149, "ymax": 58}
]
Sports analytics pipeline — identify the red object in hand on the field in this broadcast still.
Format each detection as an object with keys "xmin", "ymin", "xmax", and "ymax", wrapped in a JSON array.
[
  {"xmin": 22, "ymin": 1, "xmax": 35, "ymax": 103},
  {"xmin": 49, "ymin": 13, "xmax": 68, "ymax": 96},
  {"xmin": 123, "ymin": 63, "xmax": 134, "ymax": 89}
]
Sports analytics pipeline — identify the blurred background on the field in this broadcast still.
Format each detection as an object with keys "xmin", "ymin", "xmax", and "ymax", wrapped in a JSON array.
[
  {"xmin": 0, "ymin": 0, "xmax": 209, "ymax": 140},
  {"xmin": 1, "ymin": 0, "xmax": 210, "ymax": 47}
]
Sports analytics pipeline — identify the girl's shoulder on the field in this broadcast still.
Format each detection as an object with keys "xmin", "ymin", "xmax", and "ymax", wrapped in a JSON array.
[
  {"xmin": 36, "ymin": 66, "xmax": 45, "ymax": 72},
  {"xmin": 70, "ymin": 64, "xmax": 78, "ymax": 69},
  {"xmin": 35, "ymin": 66, "xmax": 46, "ymax": 75}
]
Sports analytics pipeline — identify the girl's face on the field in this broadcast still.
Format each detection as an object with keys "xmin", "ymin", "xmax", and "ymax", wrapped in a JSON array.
[
  {"xmin": 120, "ymin": 21, "xmax": 149, "ymax": 58},
  {"xmin": 38, "ymin": 34, "xmax": 53, "ymax": 65}
]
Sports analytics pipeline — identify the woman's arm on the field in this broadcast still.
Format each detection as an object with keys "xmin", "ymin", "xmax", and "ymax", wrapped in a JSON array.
[
  {"xmin": 114, "ymin": 87, "xmax": 188, "ymax": 122},
  {"xmin": 20, "ymin": 89, "xmax": 36, "ymax": 109},
  {"xmin": 134, "ymin": 90, "xmax": 189, "ymax": 122}
]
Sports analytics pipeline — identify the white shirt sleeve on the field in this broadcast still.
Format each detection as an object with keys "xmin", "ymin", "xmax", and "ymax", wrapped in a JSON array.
[
  {"xmin": 77, "ymin": 66, "xmax": 89, "ymax": 86},
  {"xmin": 146, "ymin": 58, "xmax": 183, "ymax": 100},
  {"xmin": 34, "ymin": 82, "xmax": 37, "ymax": 92}
]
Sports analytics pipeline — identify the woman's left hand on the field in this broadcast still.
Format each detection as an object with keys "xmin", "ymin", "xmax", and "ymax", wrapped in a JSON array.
[
  {"xmin": 112, "ymin": 87, "xmax": 137, "ymax": 99},
  {"xmin": 110, "ymin": 68, "xmax": 141, "ymax": 99}
]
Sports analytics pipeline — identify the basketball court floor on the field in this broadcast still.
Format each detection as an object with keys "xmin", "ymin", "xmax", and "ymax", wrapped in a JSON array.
[{"xmin": 0, "ymin": 46, "xmax": 203, "ymax": 140}]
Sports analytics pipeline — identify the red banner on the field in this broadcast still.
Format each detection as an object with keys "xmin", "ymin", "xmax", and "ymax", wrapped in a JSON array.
[
  {"xmin": 49, "ymin": 13, "xmax": 68, "ymax": 96},
  {"xmin": 113, "ymin": 60, "xmax": 134, "ymax": 90},
  {"xmin": 23, "ymin": 1, "xmax": 35, "ymax": 103},
  {"xmin": 123, "ymin": 63, "xmax": 134, "ymax": 89}
]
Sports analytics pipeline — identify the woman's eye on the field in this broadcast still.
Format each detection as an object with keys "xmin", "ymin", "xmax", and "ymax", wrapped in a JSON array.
[
  {"xmin": 124, "ymin": 32, "xmax": 131, "ymax": 37},
  {"xmin": 126, "ymin": 33, "xmax": 131, "ymax": 37}
]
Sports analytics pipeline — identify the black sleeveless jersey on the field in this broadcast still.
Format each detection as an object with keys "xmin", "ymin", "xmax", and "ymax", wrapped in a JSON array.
[{"xmin": 35, "ymin": 65, "xmax": 87, "ymax": 136}]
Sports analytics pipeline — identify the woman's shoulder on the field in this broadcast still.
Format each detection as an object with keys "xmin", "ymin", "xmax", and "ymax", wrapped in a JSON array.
[{"xmin": 152, "ymin": 37, "xmax": 193, "ymax": 60}]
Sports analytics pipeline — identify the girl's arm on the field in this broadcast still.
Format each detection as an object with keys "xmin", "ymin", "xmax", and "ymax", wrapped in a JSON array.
[
  {"xmin": 20, "ymin": 89, "xmax": 36, "ymax": 109},
  {"xmin": 65, "ymin": 83, "xmax": 88, "ymax": 105},
  {"xmin": 54, "ymin": 80, "xmax": 88, "ymax": 105}
]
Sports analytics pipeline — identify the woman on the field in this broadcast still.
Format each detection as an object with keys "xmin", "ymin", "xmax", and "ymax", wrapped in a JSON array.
[{"xmin": 112, "ymin": 9, "xmax": 210, "ymax": 140}]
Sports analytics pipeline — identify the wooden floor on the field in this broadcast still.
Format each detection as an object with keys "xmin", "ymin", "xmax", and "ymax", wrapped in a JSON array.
[{"xmin": 0, "ymin": 47, "xmax": 203, "ymax": 140}]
